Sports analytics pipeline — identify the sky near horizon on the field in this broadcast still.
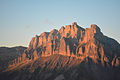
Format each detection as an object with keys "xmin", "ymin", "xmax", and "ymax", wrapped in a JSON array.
[{"xmin": 0, "ymin": 0, "xmax": 120, "ymax": 47}]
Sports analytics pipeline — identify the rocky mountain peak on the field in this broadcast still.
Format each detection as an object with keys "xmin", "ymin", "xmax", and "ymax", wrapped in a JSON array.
[
  {"xmin": 59, "ymin": 26, "xmax": 65, "ymax": 33},
  {"xmin": 51, "ymin": 29, "xmax": 58, "ymax": 33},
  {"xmin": 90, "ymin": 24, "xmax": 101, "ymax": 33},
  {"xmin": 72, "ymin": 22, "xmax": 77, "ymax": 26},
  {"xmin": 2, "ymin": 22, "xmax": 120, "ymax": 80},
  {"xmin": 7, "ymin": 22, "xmax": 120, "ymax": 73}
]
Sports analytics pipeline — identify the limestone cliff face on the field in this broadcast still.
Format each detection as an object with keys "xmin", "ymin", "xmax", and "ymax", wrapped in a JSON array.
[
  {"xmin": 27, "ymin": 22, "xmax": 85, "ymax": 57},
  {"xmin": 8, "ymin": 22, "xmax": 120, "ymax": 68}
]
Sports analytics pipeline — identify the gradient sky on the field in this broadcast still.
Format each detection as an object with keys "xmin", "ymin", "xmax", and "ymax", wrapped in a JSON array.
[{"xmin": 0, "ymin": 0, "xmax": 120, "ymax": 47}]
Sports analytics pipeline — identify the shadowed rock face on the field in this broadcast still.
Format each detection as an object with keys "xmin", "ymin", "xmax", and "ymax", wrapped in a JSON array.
[
  {"xmin": 0, "ymin": 22, "xmax": 120, "ymax": 80},
  {"xmin": 0, "ymin": 46, "xmax": 26, "ymax": 72}
]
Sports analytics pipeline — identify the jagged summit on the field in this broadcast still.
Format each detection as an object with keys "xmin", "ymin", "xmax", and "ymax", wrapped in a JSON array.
[
  {"xmin": 7, "ymin": 22, "xmax": 120, "ymax": 69},
  {"xmin": 72, "ymin": 22, "xmax": 77, "ymax": 25},
  {"xmin": 1, "ymin": 22, "xmax": 120, "ymax": 80}
]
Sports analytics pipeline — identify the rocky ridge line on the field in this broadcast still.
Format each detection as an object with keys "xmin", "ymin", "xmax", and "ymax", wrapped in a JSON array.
[{"xmin": 6, "ymin": 22, "xmax": 120, "ymax": 71}]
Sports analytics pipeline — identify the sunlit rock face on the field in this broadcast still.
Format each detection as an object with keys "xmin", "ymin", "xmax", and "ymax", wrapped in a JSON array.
[
  {"xmin": 8, "ymin": 22, "xmax": 120, "ymax": 68},
  {"xmin": 1, "ymin": 22, "xmax": 120, "ymax": 80},
  {"xmin": 27, "ymin": 22, "xmax": 85, "ymax": 57}
]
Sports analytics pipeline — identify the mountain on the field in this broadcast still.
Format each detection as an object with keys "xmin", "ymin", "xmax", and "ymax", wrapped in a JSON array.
[
  {"xmin": 0, "ymin": 22, "xmax": 120, "ymax": 80},
  {"xmin": 0, "ymin": 46, "xmax": 26, "ymax": 72}
]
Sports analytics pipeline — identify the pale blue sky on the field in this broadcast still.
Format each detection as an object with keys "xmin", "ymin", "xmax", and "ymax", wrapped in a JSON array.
[{"xmin": 0, "ymin": 0, "xmax": 120, "ymax": 47}]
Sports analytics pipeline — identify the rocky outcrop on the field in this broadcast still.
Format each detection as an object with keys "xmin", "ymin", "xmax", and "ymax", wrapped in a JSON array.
[
  {"xmin": 1, "ymin": 22, "xmax": 120, "ymax": 80},
  {"xmin": 7, "ymin": 22, "xmax": 120, "ymax": 70}
]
